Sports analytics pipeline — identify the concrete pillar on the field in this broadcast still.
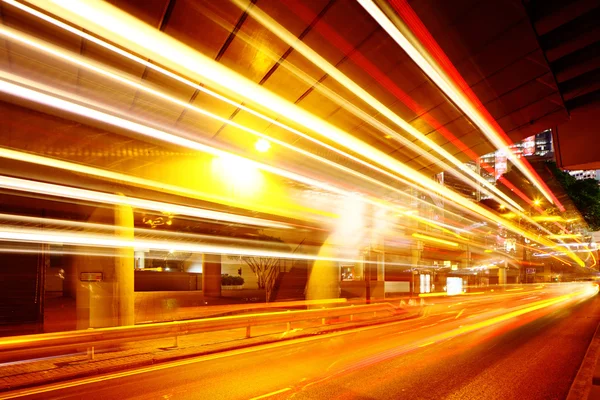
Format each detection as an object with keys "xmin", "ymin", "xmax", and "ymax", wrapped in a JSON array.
[
  {"xmin": 498, "ymin": 260, "xmax": 508, "ymax": 286},
  {"xmin": 115, "ymin": 203, "xmax": 134, "ymax": 326},
  {"xmin": 202, "ymin": 253, "xmax": 221, "ymax": 297},
  {"xmin": 411, "ymin": 242, "xmax": 422, "ymax": 295},
  {"xmin": 498, "ymin": 265, "xmax": 507, "ymax": 286},
  {"xmin": 306, "ymin": 258, "xmax": 340, "ymax": 302},
  {"xmin": 74, "ymin": 202, "xmax": 135, "ymax": 329}
]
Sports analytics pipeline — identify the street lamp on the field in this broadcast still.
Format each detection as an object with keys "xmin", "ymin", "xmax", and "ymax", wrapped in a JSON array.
[{"xmin": 255, "ymin": 138, "xmax": 271, "ymax": 152}]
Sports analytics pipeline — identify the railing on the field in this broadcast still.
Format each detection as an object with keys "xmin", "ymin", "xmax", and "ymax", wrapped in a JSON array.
[{"xmin": 0, "ymin": 303, "xmax": 399, "ymax": 364}]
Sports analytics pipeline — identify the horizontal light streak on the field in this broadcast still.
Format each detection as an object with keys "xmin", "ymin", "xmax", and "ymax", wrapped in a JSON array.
[
  {"xmin": 0, "ymin": 213, "xmax": 297, "ymax": 251},
  {"xmin": 0, "ymin": 226, "xmax": 372, "ymax": 264},
  {"xmin": 531, "ymin": 215, "xmax": 565, "ymax": 222},
  {"xmin": 357, "ymin": 0, "xmax": 558, "ymax": 207},
  {"xmin": 0, "ymin": 175, "xmax": 290, "ymax": 229},
  {"xmin": 3, "ymin": 69, "xmax": 577, "ymax": 264},
  {"xmin": 412, "ymin": 233, "xmax": 459, "ymax": 247},
  {"xmin": 546, "ymin": 234, "xmax": 582, "ymax": 239},
  {"xmin": 0, "ymin": 147, "xmax": 331, "ymax": 223}
]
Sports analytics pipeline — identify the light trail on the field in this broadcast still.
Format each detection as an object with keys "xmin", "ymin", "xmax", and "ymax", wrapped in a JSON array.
[
  {"xmin": 230, "ymin": 0, "xmax": 524, "ymax": 212},
  {"xmin": 0, "ymin": 20, "xmax": 492, "ymax": 233},
  {"xmin": 15, "ymin": 1, "xmax": 517, "ymax": 223},
  {"xmin": 0, "ymin": 23, "xmax": 444, "ymax": 215},
  {"xmin": 279, "ymin": 0, "xmax": 535, "ymax": 212},
  {"xmin": 0, "ymin": 72, "xmax": 413, "ymax": 223},
  {"xmin": 358, "ymin": 0, "xmax": 562, "ymax": 209},
  {"xmin": 0, "ymin": 147, "xmax": 332, "ymax": 223},
  {"xmin": 0, "ymin": 225, "xmax": 380, "ymax": 265},
  {"xmin": 9, "ymin": 0, "xmax": 585, "ymax": 264},
  {"xmin": 0, "ymin": 1, "xmax": 483, "ymax": 228},
  {"xmin": 0, "ymin": 174, "xmax": 291, "ymax": 229},
  {"xmin": 412, "ymin": 233, "xmax": 459, "ymax": 247}
]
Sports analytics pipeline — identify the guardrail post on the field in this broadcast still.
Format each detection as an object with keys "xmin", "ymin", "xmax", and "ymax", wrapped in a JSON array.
[
  {"xmin": 87, "ymin": 346, "xmax": 95, "ymax": 360},
  {"xmin": 286, "ymin": 310, "xmax": 291, "ymax": 331},
  {"xmin": 246, "ymin": 326, "xmax": 251, "ymax": 338},
  {"xmin": 174, "ymin": 336, "xmax": 180, "ymax": 348},
  {"xmin": 350, "ymin": 304, "xmax": 354, "ymax": 321},
  {"xmin": 322, "ymin": 317, "xmax": 326, "ymax": 325}
]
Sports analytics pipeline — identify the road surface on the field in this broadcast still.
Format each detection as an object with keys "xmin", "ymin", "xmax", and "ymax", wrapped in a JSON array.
[{"xmin": 3, "ymin": 283, "xmax": 599, "ymax": 400}]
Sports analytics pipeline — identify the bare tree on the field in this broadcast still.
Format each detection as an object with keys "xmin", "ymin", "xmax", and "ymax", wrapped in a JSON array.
[{"xmin": 241, "ymin": 256, "xmax": 280, "ymax": 302}]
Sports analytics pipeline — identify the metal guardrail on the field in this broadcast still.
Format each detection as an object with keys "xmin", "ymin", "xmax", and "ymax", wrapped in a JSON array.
[{"xmin": 0, "ymin": 303, "xmax": 398, "ymax": 364}]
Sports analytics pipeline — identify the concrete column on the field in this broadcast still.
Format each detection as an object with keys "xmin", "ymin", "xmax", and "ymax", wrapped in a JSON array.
[
  {"xmin": 498, "ymin": 265, "xmax": 507, "ymax": 286},
  {"xmin": 411, "ymin": 242, "xmax": 422, "ymax": 295},
  {"xmin": 74, "ymin": 202, "xmax": 135, "ymax": 329},
  {"xmin": 115, "ymin": 203, "xmax": 134, "ymax": 326},
  {"xmin": 202, "ymin": 253, "xmax": 221, "ymax": 297}
]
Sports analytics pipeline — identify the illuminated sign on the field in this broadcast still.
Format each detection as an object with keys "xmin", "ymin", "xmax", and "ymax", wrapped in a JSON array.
[
  {"xmin": 505, "ymin": 238, "xmax": 517, "ymax": 253},
  {"xmin": 522, "ymin": 136, "xmax": 535, "ymax": 156},
  {"xmin": 446, "ymin": 277, "xmax": 462, "ymax": 296},
  {"xmin": 494, "ymin": 149, "xmax": 507, "ymax": 180}
]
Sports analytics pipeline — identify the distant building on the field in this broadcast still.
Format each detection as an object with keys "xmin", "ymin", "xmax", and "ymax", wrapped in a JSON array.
[
  {"xmin": 477, "ymin": 130, "xmax": 554, "ymax": 187},
  {"xmin": 567, "ymin": 169, "xmax": 600, "ymax": 180}
]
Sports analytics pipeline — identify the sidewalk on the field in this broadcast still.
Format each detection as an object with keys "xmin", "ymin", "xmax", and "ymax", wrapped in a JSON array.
[{"xmin": 0, "ymin": 307, "xmax": 419, "ymax": 393}]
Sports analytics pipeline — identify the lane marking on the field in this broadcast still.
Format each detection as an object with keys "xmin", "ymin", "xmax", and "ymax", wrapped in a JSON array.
[
  {"xmin": 418, "ymin": 341, "xmax": 435, "ymax": 348},
  {"xmin": 455, "ymin": 309, "xmax": 465, "ymax": 319},
  {"xmin": 249, "ymin": 387, "xmax": 291, "ymax": 400}
]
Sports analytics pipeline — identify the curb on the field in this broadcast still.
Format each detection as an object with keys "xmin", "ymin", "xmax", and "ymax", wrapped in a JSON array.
[
  {"xmin": 567, "ymin": 322, "xmax": 600, "ymax": 400},
  {"xmin": 0, "ymin": 311, "xmax": 420, "ymax": 395}
]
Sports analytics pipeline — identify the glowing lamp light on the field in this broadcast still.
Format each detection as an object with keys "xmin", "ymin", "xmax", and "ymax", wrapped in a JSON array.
[
  {"xmin": 255, "ymin": 138, "xmax": 271, "ymax": 152},
  {"xmin": 533, "ymin": 199, "xmax": 542, "ymax": 206}
]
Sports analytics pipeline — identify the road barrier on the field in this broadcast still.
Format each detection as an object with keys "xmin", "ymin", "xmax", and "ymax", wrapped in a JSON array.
[{"xmin": 0, "ymin": 303, "xmax": 399, "ymax": 363}]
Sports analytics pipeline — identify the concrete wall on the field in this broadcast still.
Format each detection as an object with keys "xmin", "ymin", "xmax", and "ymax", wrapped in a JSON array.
[
  {"xmin": 134, "ymin": 271, "xmax": 201, "ymax": 291},
  {"xmin": 340, "ymin": 281, "xmax": 385, "ymax": 299}
]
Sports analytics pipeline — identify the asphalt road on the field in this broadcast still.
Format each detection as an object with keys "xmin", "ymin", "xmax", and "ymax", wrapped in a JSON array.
[{"xmin": 5, "ymin": 283, "xmax": 600, "ymax": 400}]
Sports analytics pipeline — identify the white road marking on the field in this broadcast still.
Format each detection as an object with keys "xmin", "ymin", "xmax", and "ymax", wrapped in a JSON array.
[{"xmin": 249, "ymin": 387, "xmax": 291, "ymax": 400}]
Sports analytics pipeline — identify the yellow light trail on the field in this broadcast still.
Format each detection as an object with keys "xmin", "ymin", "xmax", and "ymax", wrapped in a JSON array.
[
  {"xmin": 0, "ymin": 75, "xmax": 482, "ymax": 240},
  {"xmin": 0, "ymin": 226, "xmax": 379, "ymax": 265},
  {"xmin": 412, "ymin": 233, "xmax": 459, "ymax": 247},
  {"xmin": 18, "ymin": 1, "xmax": 517, "ymax": 219},
  {"xmin": 0, "ymin": 213, "xmax": 303, "ymax": 251},
  {"xmin": 0, "ymin": 174, "xmax": 292, "ymax": 229},
  {"xmin": 357, "ymin": 0, "xmax": 557, "ymax": 206},
  {"xmin": 12, "ymin": 0, "xmax": 584, "ymax": 263},
  {"xmin": 0, "ymin": 24, "xmax": 428, "ymax": 212},
  {"xmin": 230, "ymin": 0, "xmax": 524, "ymax": 212},
  {"xmin": 0, "ymin": 72, "xmax": 385, "ymax": 215},
  {"xmin": 0, "ymin": 3, "xmax": 481, "ymax": 229},
  {"xmin": 0, "ymin": 24, "xmax": 481, "ymax": 231},
  {"xmin": 0, "ymin": 147, "xmax": 333, "ymax": 222}
]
